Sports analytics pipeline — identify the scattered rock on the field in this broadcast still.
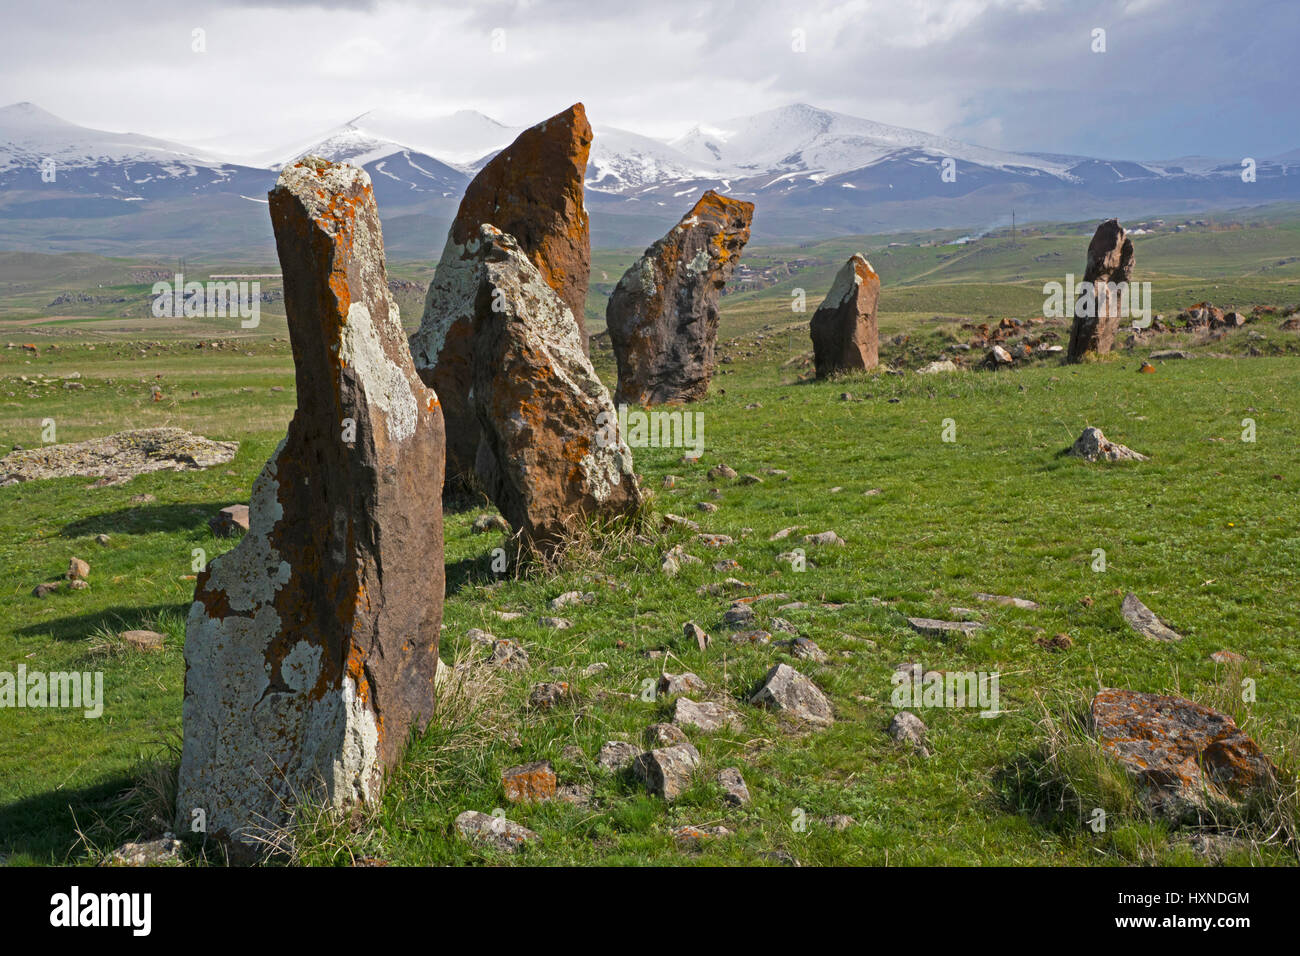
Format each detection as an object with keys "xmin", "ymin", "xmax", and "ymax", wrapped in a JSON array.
[
  {"xmin": 66, "ymin": 557, "xmax": 90, "ymax": 581},
  {"xmin": 1067, "ymin": 426, "xmax": 1148, "ymax": 462},
  {"xmin": 782, "ymin": 636, "xmax": 827, "ymax": 663},
  {"xmin": 644, "ymin": 722, "xmax": 690, "ymax": 748},
  {"xmin": 683, "ymin": 621, "xmax": 711, "ymax": 651},
  {"xmin": 454, "ymin": 810, "xmax": 538, "ymax": 853},
  {"xmin": 633, "ymin": 742, "xmax": 701, "ymax": 800},
  {"xmin": 718, "ymin": 767, "xmax": 750, "ymax": 806},
  {"xmin": 549, "ymin": 590, "xmax": 593, "ymax": 611},
  {"xmin": 1210, "ymin": 650, "xmax": 1246, "ymax": 664},
  {"xmin": 596, "ymin": 740, "xmax": 640, "ymax": 772},
  {"xmin": 490, "ymin": 639, "xmax": 530, "ymax": 670},
  {"xmin": 888, "ymin": 711, "xmax": 930, "ymax": 756},
  {"xmin": 107, "ymin": 833, "xmax": 183, "ymax": 866},
  {"xmin": 802, "ymin": 530, "xmax": 845, "ymax": 546},
  {"xmin": 658, "ymin": 672, "xmax": 706, "ymax": 697},
  {"xmin": 529, "ymin": 682, "xmax": 571, "ymax": 709},
  {"xmin": 1034, "ymin": 633, "xmax": 1073, "ymax": 651},
  {"xmin": 1121, "ymin": 592, "xmax": 1182, "ymax": 642},
  {"xmin": 748, "ymin": 663, "xmax": 834, "ymax": 727},
  {"xmin": 673, "ymin": 697, "xmax": 744, "ymax": 732},
  {"xmin": 31, "ymin": 582, "xmax": 60, "ymax": 598},
  {"xmin": 769, "ymin": 526, "xmax": 803, "ymax": 541},
  {"xmin": 907, "ymin": 617, "xmax": 983, "ymax": 638},
  {"xmin": 472, "ymin": 513, "xmax": 511, "ymax": 534},
  {"xmin": 501, "ymin": 760, "xmax": 557, "ymax": 803},
  {"xmin": 208, "ymin": 504, "xmax": 249, "ymax": 538},
  {"xmin": 707, "ymin": 463, "xmax": 738, "ymax": 481},
  {"xmin": 121, "ymin": 630, "xmax": 165, "ymax": 652},
  {"xmin": 974, "ymin": 592, "xmax": 1039, "ymax": 610},
  {"xmin": 672, "ymin": 823, "xmax": 732, "ymax": 846},
  {"xmin": 916, "ymin": 359, "xmax": 958, "ymax": 375}
]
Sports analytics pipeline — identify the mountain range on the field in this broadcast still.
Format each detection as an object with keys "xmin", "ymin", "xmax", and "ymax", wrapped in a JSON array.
[{"xmin": 1, "ymin": 100, "xmax": 1296, "ymax": 259}]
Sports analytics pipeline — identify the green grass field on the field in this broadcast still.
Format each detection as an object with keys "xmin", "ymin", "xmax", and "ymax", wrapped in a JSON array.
[{"xmin": 2, "ymin": 210, "xmax": 1299, "ymax": 866}]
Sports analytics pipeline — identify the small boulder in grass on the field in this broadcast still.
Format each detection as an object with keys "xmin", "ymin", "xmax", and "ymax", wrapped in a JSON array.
[
  {"xmin": 633, "ymin": 742, "xmax": 700, "ymax": 800},
  {"xmin": 454, "ymin": 810, "xmax": 537, "ymax": 854},
  {"xmin": 683, "ymin": 621, "xmax": 711, "ymax": 651},
  {"xmin": 748, "ymin": 663, "xmax": 834, "ymax": 727},
  {"xmin": 718, "ymin": 767, "xmax": 751, "ymax": 806},
  {"xmin": 596, "ymin": 740, "xmax": 640, "ymax": 772},
  {"xmin": 1067, "ymin": 426, "xmax": 1147, "ymax": 463},
  {"xmin": 471, "ymin": 513, "xmax": 511, "ymax": 534},
  {"xmin": 1121, "ymin": 592, "xmax": 1182, "ymax": 642},
  {"xmin": 501, "ymin": 760, "xmax": 557, "ymax": 803},
  {"xmin": 121, "ymin": 630, "xmax": 166, "ymax": 653},
  {"xmin": 802, "ymin": 530, "xmax": 845, "ymax": 546},
  {"xmin": 208, "ymin": 504, "xmax": 250, "ymax": 538},
  {"xmin": 67, "ymin": 557, "xmax": 90, "ymax": 581},
  {"xmin": 888, "ymin": 711, "xmax": 930, "ymax": 757},
  {"xmin": 1091, "ymin": 688, "xmax": 1276, "ymax": 822}
]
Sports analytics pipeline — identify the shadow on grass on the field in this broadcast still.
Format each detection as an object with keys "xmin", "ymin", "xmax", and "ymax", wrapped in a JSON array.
[
  {"xmin": 0, "ymin": 774, "xmax": 131, "ymax": 864},
  {"xmin": 14, "ymin": 603, "xmax": 188, "ymax": 643},
  {"xmin": 59, "ymin": 501, "xmax": 237, "ymax": 539},
  {"xmin": 445, "ymin": 554, "xmax": 508, "ymax": 597}
]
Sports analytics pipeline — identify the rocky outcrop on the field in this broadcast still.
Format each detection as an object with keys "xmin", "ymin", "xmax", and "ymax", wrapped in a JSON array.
[
  {"xmin": 1067, "ymin": 219, "xmax": 1134, "ymax": 362},
  {"xmin": 175, "ymin": 158, "xmax": 446, "ymax": 852},
  {"xmin": 0, "ymin": 428, "xmax": 237, "ymax": 484},
  {"xmin": 461, "ymin": 225, "xmax": 640, "ymax": 554},
  {"xmin": 409, "ymin": 104, "xmax": 592, "ymax": 488},
  {"xmin": 1092, "ymin": 688, "xmax": 1276, "ymax": 822},
  {"xmin": 606, "ymin": 190, "xmax": 754, "ymax": 405},
  {"xmin": 810, "ymin": 254, "xmax": 879, "ymax": 377}
]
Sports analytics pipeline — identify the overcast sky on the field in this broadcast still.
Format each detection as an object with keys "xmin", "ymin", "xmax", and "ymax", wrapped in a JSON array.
[{"xmin": 2, "ymin": 0, "xmax": 1296, "ymax": 161}]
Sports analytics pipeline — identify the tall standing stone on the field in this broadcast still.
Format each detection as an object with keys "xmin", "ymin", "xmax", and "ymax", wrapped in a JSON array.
[
  {"xmin": 409, "ymin": 104, "xmax": 592, "ymax": 488},
  {"xmin": 606, "ymin": 190, "xmax": 754, "ymax": 406},
  {"xmin": 810, "ymin": 254, "xmax": 879, "ymax": 378},
  {"xmin": 463, "ymin": 224, "xmax": 641, "ymax": 554},
  {"xmin": 1067, "ymin": 219, "xmax": 1134, "ymax": 362},
  {"xmin": 175, "ymin": 158, "xmax": 446, "ymax": 852}
]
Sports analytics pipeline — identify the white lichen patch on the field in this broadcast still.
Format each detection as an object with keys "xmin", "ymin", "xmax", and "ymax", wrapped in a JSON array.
[
  {"xmin": 339, "ymin": 302, "xmax": 419, "ymax": 443},
  {"xmin": 825, "ymin": 255, "xmax": 869, "ymax": 308}
]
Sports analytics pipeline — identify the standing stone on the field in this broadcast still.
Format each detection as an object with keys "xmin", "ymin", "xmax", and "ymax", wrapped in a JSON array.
[
  {"xmin": 606, "ymin": 190, "xmax": 755, "ymax": 405},
  {"xmin": 409, "ymin": 104, "xmax": 592, "ymax": 489},
  {"xmin": 461, "ymin": 225, "xmax": 641, "ymax": 554},
  {"xmin": 1067, "ymin": 219, "xmax": 1135, "ymax": 362},
  {"xmin": 175, "ymin": 158, "xmax": 446, "ymax": 852},
  {"xmin": 810, "ymin": 255, "xmax": 880, "ymax": 378}
]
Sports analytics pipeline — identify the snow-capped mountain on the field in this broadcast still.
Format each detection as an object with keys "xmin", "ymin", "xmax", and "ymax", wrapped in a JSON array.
[
  {"xmin": 1, "ymin": 100, "xmax": 1296, "ymax": 257},
  {"xmin": 669, "ymin": 103, "xmax": 1075, "ymax": 181},
  {"xmin": 0, "ymin": 101, "xmax": 267, "ymax": 200}
]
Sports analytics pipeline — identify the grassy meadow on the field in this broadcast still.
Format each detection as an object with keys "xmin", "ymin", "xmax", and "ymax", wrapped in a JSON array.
[{"xmin": 2, "ymin": 208, "xmax": 1299, "ymax": 866}]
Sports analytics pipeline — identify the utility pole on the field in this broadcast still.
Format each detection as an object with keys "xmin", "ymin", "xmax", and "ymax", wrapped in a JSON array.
[{"xmin": 1011, "ymin": 209, "xmax": 1016, "ymax": 246}]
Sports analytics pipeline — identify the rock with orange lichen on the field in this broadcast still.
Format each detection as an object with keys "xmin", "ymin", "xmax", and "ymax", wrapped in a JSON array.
[
  {"xmin": 410, "ymin": 103, "xmax": 592, "ymax": 490},
  {"xmin": 1091, "ymin": 688, "xmax": 1277, "ymax": 823},
  {"xmin": 175, "ymin": 157, "xmax": 446, "ymax": 854},
  {"xmin": 810, "ymin": 254, "xmax": 880, "ymax": 378},
  {"xmin": 606, "ymin": 190, "xmax": 754, "ymax": 406},
  {"xmin": 458, "ymin": 224, "xmax": 640, "ymax": 555},
  {"xmin": 501, "ymin": 760, "xmax": 557, "ymax": 803},
  {"xmin": 1067, "ymin": 219, "xmax": 1135, "ymax": 362}
]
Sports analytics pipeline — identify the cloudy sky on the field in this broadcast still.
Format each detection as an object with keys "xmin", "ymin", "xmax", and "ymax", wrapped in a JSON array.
[{"xmin": 2, "ymin": 0, "xmax": 1296, "ymax": 161}]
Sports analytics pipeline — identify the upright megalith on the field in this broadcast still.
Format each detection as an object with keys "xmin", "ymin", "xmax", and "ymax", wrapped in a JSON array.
[
  {"xmin": 1067, "ymin": 219, "xmax": 1134, "ymax": 362},
  {"xmin": 410, "ymin": 103, "xmax": 593, "ymax": 488},
  {"xmin": 606, "ymin": 190, "xmax": 754, "ymax": 405},
  {"xmin": 810, "ymin": 254, "xmax": 880, "ymax": 378},
  {"xmin": 462, "ymin": 224, "xmax": 641, "ymax": 554},
  {"xmin": 176, "ymin": 158, "xmax": 446, "ymax": 852}
]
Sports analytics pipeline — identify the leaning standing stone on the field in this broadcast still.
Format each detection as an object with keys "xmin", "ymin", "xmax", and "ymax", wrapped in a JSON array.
[
  {"xmin": 175, "ymin": 158, "xmax": 446, "ymax": 853},
  {"xmin": 606, "ymin": 190, "xmax": 754, "ymax": 405}
]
